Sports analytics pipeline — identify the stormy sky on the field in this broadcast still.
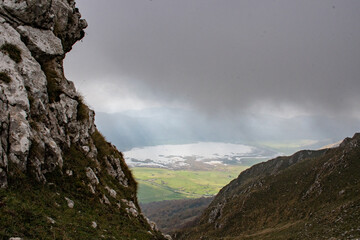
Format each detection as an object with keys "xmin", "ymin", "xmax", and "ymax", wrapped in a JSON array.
[{"xmin": 65, "ymin": 0, "xmax": 360, "ymax": 149}]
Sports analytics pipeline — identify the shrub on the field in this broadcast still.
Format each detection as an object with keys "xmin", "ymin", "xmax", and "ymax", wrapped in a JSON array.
[
  {"xmin": 75, "ymin": 96, "xmax": 89, "ymax": 122},
  {"xmin": 0, "ymin": 72, "xmax": 11, "ymax": 83},
  {"xmin": 43, "ymin": 68, "xmax": 62, "ymax": 103},
  {"xmin": 1, "ymin": 43, "xmax": 22, "ymax": 63},
  {"xmin": 91, "ymin": 130, "xmax": 114, "ymax": 157},
  {"xmin": 28, "ymin": 95, "xmax": 34, "ymax": 107}
]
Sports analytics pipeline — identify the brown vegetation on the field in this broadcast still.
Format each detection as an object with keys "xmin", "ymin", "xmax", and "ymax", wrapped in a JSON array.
[
  {"xmin": 141, "ymin": 197, "xmax": 213, "ymax": 234},
  {"xmin": 0, "ymin": 72, "xmax": 11, "ymax": 83},
  {"xmin": 1, "ymin": 43, "xmax": 22, "ymax": 63}
]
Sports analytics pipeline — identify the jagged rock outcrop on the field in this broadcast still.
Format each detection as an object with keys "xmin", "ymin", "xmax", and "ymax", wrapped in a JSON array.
[
  {"xmin": 0, "ymin": 0, "xmax": 90, "ymax": 187},
  {"xmin": 0, "ymin": 1, "xmax": 166, "ymax": 239},
  {"xmin": 175, "ymin": 133, "xmax": 360, "ymax": 240}
]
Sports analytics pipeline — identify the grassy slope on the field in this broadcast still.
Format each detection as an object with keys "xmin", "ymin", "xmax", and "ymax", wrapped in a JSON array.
[
  {"xmin": 0, "ymin": 182, "xmax": 154, "ymax": 240},
  {"xmin": 0, "ymin": 131, "xmax": 165, "ymax": 240},
  {"xmin": 132, "ymin": 166, "xmax": 248, "ymax": 203},
  {"xmin": 137, "ymin": 182, "xmax": 188, "ymax": 203}
]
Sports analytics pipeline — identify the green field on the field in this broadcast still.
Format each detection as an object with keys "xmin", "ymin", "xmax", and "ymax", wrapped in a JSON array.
[{"xmin": 132, "ymin": 166, "xmax": 249, "ymax": 203}]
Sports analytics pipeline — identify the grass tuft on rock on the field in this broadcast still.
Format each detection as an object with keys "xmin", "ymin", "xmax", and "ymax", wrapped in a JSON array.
[
  {"xmin": 43, "ymin": 68, "xmax": 62, "ymax": 103},
  {"xmin": 1, "ymin": 43, "xmax": 22, "ymax": 63},
  {"xmin": 75, "ymin": 96, "xmax": 89, "ymax": 122}
]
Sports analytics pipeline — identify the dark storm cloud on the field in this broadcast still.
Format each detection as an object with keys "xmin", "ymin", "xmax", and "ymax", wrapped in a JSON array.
[{"xmin": 65, "ymin": 0, "xmax": 360, "ymax": 117}]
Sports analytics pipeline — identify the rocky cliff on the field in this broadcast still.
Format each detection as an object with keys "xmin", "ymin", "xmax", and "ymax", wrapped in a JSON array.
[
  {"xmin": 0, "ymin": 1, "xmax": 167, "ymax": 239},
  {"xmin": 175, "ymin": 133, "xmax": 360, "ymax": 239}
]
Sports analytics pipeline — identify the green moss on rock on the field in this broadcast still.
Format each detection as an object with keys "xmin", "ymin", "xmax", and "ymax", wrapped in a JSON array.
[
  {"xmin": 42, "ymin": 66, "xmax": 62, "ymax": 103},
  {"xmin": 1, "ymin": 43, "xmax": 22, "ymax": 63},
  {"xmin": 0, "ymin": 72, "xmax": 11, "ymax": 83}
]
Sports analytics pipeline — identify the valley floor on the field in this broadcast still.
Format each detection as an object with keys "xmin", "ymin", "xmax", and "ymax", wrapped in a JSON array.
[{"xmin": 132, "ymin": 166, "xmax": 248, "ymax": 203}]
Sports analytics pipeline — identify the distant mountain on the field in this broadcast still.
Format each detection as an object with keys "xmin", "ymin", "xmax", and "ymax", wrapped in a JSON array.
[
  {"xmin": 95, "ymin": 108, "xmax": 217, "ymax": 151},
  {"xmin": 124, "ymin": 142, "xmax": 278, "ymax": 170},
  {"xmin": 319, "ymin": 140, "xmax": 342, "ymax": 150},
  {"xmin": 174, "ymin": 133, "xmax": 360, "ymax": 239},
  {"xmin": 95, "ymin": 109, "xmax": 358, "ymax": 154}
]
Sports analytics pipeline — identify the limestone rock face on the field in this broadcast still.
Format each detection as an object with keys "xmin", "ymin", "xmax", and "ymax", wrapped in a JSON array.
[
  {"xmin": 0, "ymin": 0, "xmax": 126, "ymax": 193},
  {"xmin": 1, "ymin": 0, "xmax": 87, "ymax": 52},
  {"xmin": 0, "ymin": 2, "xmax": 166, "ymax": 239},
  {"xmin": 17, "ymin": 25, "xmax": 64, "ymax": 60},
  {"xmin": 105, "ymin": 155, "xmax": 129, "ymax": 187},
  {"xmin": 2, "ymin": 0, "xmax": 54, "ymax": 29},
  {"xmin": 0, "ymin": 1, "xmax": 91, "ymax": 185}
]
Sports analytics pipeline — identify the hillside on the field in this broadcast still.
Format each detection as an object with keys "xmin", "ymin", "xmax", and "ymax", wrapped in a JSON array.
[
  {"xmin": 141, "ymin": 197, "xmax": 213, "ymax": 234},
  {"xmin": 175, "ymin": 133, "xmax": 360, "ymax": 239},
  {"xmin": 0, "ymin": 1, "xmax": 166, "ymax": 239}
]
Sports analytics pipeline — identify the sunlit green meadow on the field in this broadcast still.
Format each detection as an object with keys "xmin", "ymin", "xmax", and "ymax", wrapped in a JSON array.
[{"xmin": 132, "ymin": 166, "xmax": 249, "ymax": 203}]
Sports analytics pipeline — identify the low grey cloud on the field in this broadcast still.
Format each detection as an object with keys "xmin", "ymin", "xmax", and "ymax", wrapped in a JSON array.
[
  {"xmin": 65, "ymin": 0, "xmax": 360, "ymax": 117},
  {"xmin": 65, "ymin": 0, "xmax": 360, "ymax": 147}
]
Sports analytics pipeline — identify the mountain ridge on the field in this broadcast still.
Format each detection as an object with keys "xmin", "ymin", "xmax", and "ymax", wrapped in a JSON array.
[{"xmin": 174, "ymin": 133, "xmax": 360, "ymax": 239}]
